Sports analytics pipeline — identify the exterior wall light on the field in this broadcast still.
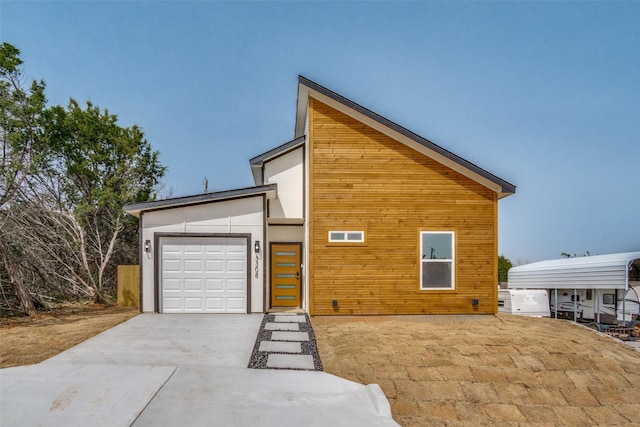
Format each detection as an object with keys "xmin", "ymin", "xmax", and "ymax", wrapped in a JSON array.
[
  {"xmin": 144, "ymin": 240, "xmax": 151, "ymax": 253},
  {"xmin": 254, "ymin": 240, "xmax": 260, "ymax": 254}
]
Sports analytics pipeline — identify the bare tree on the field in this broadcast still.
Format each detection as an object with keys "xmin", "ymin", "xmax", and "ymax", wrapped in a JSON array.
[{"xmin": 42, "ymin": 100, "xmax": 164, "ymax": 302}]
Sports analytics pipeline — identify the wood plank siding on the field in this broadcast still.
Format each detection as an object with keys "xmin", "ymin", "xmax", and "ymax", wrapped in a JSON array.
[{"xmin": 308, "ymin": 98, "xmax": 498, "ymax": 315}]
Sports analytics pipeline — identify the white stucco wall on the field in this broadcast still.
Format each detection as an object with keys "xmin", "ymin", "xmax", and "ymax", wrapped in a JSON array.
[
  {"xmin": 267, "ymin": 225, "xmax": 304, "ymax": 242},
  {"xmin": 140, "ymin": 196, "xmax": 265, "ymax": 313},
  {"xmin": 264, "ymin": 148, "xmax": 303, "ymax": 219}
]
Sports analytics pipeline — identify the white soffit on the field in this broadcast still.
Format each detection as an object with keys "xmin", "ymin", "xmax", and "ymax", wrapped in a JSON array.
[{"xmin": 508, "ymin": 252, "xmax": 640, "ymax": 290}]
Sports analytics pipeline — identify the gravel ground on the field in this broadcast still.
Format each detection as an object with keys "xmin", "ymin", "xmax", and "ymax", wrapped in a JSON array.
[{"xmin": 312, "ymin": 314, "xmax": 640, "ymax": 427}]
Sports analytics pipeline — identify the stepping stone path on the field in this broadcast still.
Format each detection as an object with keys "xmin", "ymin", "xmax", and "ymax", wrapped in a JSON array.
[{"xmin": 248, "ymin": 313, "xmax": 323, "ymax": 371}]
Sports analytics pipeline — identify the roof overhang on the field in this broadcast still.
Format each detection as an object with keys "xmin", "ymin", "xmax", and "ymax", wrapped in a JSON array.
[
  {"xmin": 508, "ymin": 251, "xmax": 640, "ymax": 290},
  {"xmin": 295, "ymin": 76, "xmax": 516, "ymax": 199},
  {"xmin": 249, "ymin": 136, "xmax": 305, "ymax": 185},
  {"xmin": 124, "ymin": 184, "xmax": 277, "ymax": 217}
]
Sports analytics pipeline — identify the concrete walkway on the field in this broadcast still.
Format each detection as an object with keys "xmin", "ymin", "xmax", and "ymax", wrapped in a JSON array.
[{"xmin": 0, "ymin": 314, "xmax": 397, "ymax": 427}]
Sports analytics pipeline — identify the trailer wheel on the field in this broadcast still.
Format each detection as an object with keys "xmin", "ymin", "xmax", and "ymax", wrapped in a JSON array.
[{"xmin": 587, "ymin": 322, "xmax": 603, "ymax": 332}]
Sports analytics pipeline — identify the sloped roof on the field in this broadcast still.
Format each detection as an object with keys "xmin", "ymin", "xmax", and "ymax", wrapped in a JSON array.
[
  {"xmin": 294, "ymin": 76, "xmax": 516, "ymax": 198},
  {"xmin": 249, "ymin": 136, "xmax": 305, "ymax": 185},
  {"xmin": 508, "ymin": 252, "xmax": 640, "ymax": 290},
  {"xmin": 124, "ymin": 184, "xmax": 277, "ymax": 217}
]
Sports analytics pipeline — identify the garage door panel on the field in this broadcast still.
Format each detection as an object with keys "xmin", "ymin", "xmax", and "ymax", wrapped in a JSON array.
[
  {"xmin": 205, "ymin": 259, "xmax": 223, "ymax": 273},
  {"xmin": 205, "ymin": 245, "xmax": 224, "ymax": 255},
  {"xmin": 184, "ymin": 259, "xmax": 204, "ymax": 273},
  {"xmin": 226, "ymin": 259, "xmax": 245, "ymax": 273},
  {"xmin": 163, "ymin": 297, "xmax": 182, "ymax": 311},
  {"xmin": 205, "ymin": 298, "xmax": 224, "ymax": 310},
  {"xmin": 161, "ymin": 237, "xmax": 247, "ymax": 313},
  {"xmin": 226, "ymin": 298, "xmax": 245, "ymax": 311},
  {"xmin": 184, "ymin": 297, "xmax": 204, "ymax": 310},
  {"xmin": 226, "ymin": 245, "xmax": 245, "ymax": 255},
  {"xmin": 163, "ymin": 259, "xmax": 182, "ymax": 273},
  {"xmin": 184, "ymin": 245, "xmax": 205, "ymax": 254},
  {"xmin": 163, "ymin": 278, "xmax": 182, "ymax": 291},
  {"xmin": 227, "ymin": 278, "xmax": 244, "ymax": 291},
  {"xmin": 184, "ymin": 278, "xmax": 203, "ymax": 291},
  {"xmin": 206, "ymin": 278, "xmax": 223, "ymax": 291},
  {"xmin": 163, "ymin": 244, "xmax": 182, "ymax": 254}
]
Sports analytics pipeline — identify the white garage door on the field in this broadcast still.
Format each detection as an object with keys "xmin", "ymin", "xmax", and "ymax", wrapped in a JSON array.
[{"xmin": 160, "ymin": 237, "xmax": 247, "ymax": 313}]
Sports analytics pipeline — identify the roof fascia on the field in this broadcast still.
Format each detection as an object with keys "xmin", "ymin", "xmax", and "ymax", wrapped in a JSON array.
[
  {"xmin": 511, "ymin": 252, "xmax": 640, "ymax": 272},
  {"xmin": 295, "ymin": 76, "xmax": 516, "ymax": 199},
  {"xmin": 124, "ymin": 184, "xmax": 277, "ymax": 217},
  {"xmin": 508, "ymin": 251, "xmax": 640, "ymax": 290}
]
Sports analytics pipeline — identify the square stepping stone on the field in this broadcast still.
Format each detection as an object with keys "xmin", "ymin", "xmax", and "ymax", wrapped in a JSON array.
[
  {"xmin": 274, "ymin": 315, "xmax": 306, "ymax": 323},
  {"xmin": 258, "ymin": 341, "xmax": 302, "ymax": 353},
  {"xmin": 265, "ymin": 322, "xmax": 299, "ymax": 331},
  {"xmin": 267, "ymin": 354, "xmax": 315, "ymax": 370},
  {"xmin": 271, "ymin": 331, "xmax": 309, "ymax": 342}
]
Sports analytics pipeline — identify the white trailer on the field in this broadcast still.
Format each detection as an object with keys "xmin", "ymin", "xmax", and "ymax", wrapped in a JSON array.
[
  {"xmin": 498, "ymin": 289, "xmax": 550, "ymax": 317},
  {"xmin": 508, "ymin": 252, "xmax": 640, "ymax": 325},
  {"xmin": 548, "ymin": 284, "xmax": 640, "ymax": 323}
]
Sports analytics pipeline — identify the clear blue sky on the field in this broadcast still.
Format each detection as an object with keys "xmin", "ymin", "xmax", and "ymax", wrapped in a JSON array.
[{"xmin": 2, "ymin": 1, "xmax": 638, "ymax": 264}]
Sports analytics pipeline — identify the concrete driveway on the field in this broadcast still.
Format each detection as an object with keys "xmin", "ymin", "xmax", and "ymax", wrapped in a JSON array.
[{"xmin": 0, "ymin": 314, "xmax": 397, "ymax": 426}]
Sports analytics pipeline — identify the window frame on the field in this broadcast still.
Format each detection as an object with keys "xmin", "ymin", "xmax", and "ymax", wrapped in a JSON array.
[
  {"xmin": 419, "ymin": 231, "xmax": 455, "ymax": 291},
  {"xmin": 328, "ymin": 230, "xmax": 365, "ymax": 243},
  {"xmin": 602, "ymin": 293, "xmax": 615, "ymax": 305}
]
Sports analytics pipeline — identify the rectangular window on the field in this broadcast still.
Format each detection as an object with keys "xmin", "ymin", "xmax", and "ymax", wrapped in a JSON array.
[
  {"xmin": 420, "ymin": 231, "xmax": 455, "ymax": 290},
  {"xmin": 328, "ymin": 230, "xmax": 364, "ymax": 243},
  {"xmin": 603, "ymin": 293, "xmax": 615, "ymax": 305}
]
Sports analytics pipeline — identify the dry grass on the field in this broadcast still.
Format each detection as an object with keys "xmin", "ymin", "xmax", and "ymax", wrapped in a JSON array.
[
  {"xmin": 0, "ymin": 304, "xmax": 138, "ymax": 368},
  {"xmin": 312, "ymin": 314, "xmax": 640, "ymax": 427}
]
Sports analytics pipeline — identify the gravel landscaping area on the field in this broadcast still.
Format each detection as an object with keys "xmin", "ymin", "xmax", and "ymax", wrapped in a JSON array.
[
  {"xmin": 312, "ymin": 314, "xmax": 640, "ymax": 427},
  {"xmin": 248, "ymin": 313, "xmax": 323, "ymax": 371}
]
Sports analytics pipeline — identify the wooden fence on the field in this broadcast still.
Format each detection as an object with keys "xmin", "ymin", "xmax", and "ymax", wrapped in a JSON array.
[{"xmin": 117, "ymin": 265, "xmax": 140, "ymax": 307}]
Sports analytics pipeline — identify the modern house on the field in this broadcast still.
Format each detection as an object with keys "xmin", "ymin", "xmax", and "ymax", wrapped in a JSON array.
[{"xmin": 124, "ymin": 76, "xmax": 516, "ymax": 315}]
